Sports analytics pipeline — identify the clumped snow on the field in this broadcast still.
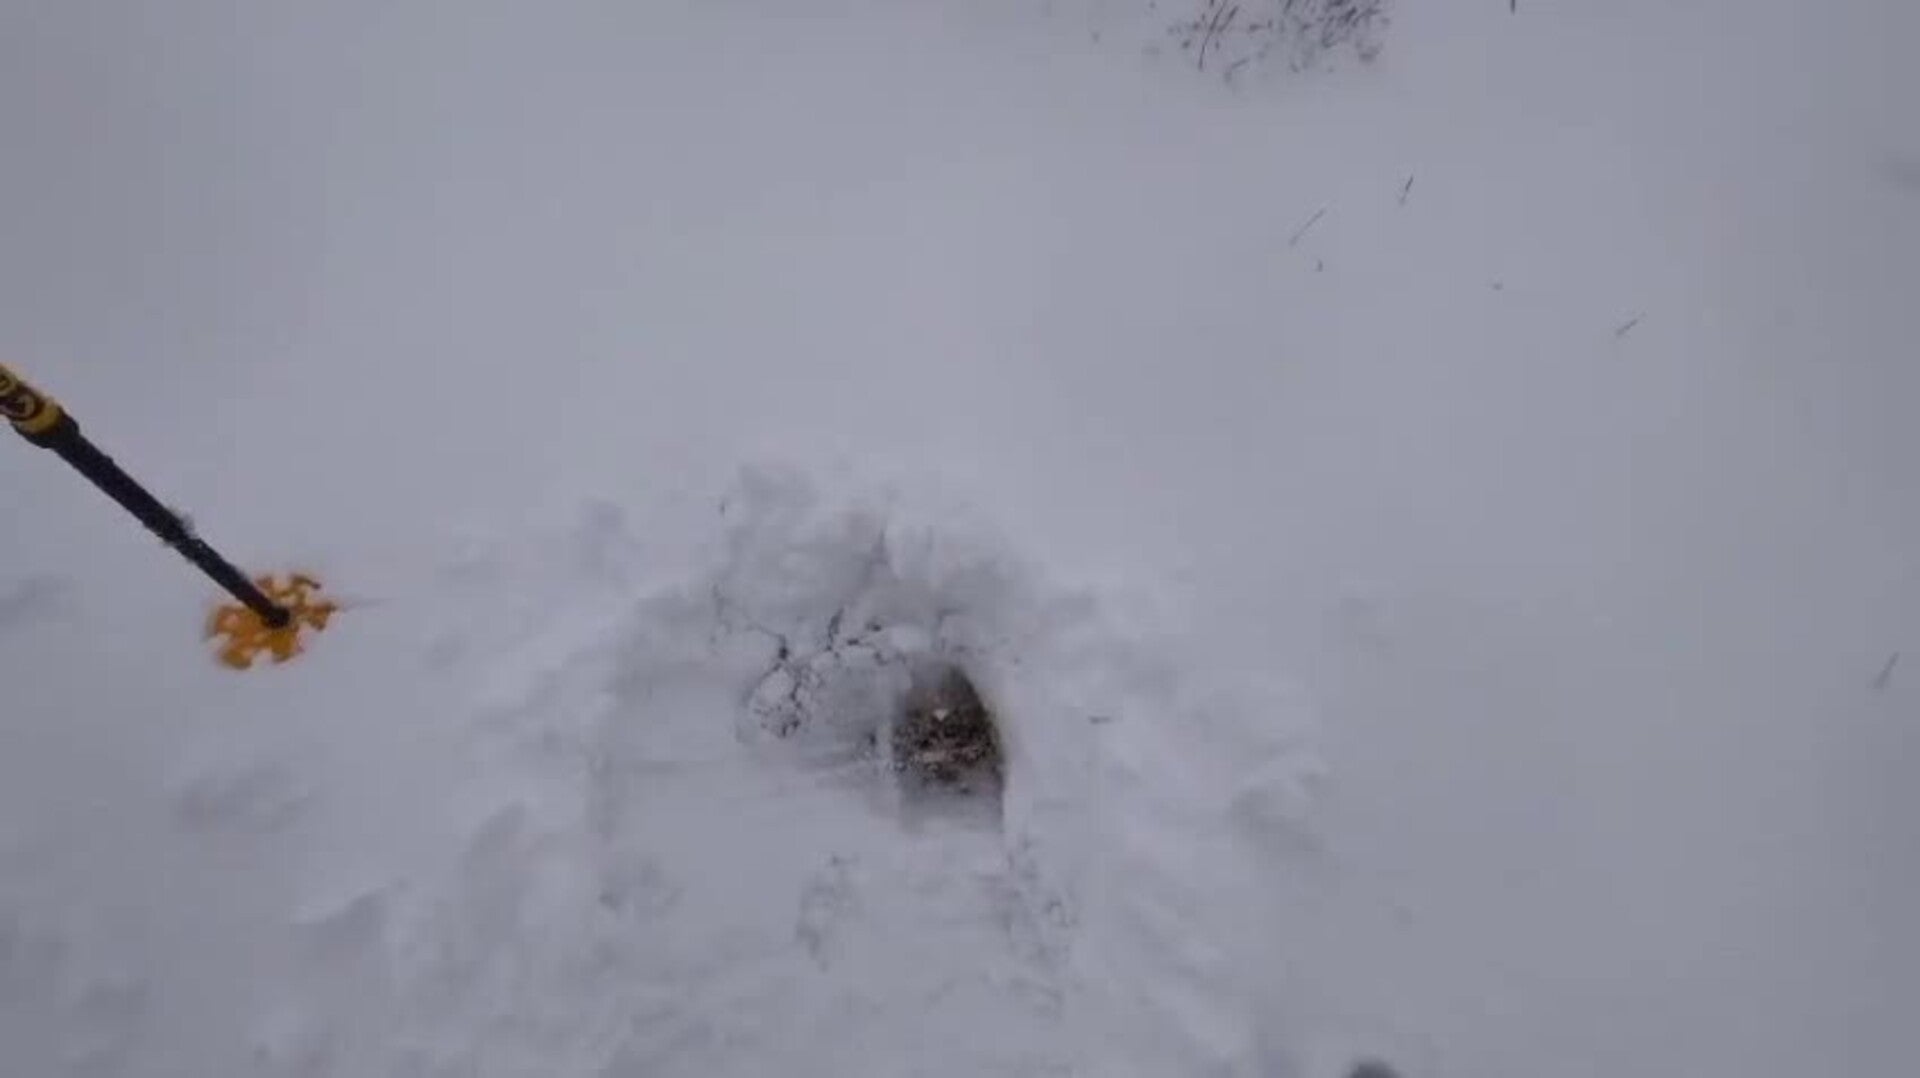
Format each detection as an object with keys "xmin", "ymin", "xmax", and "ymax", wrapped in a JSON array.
[{"xmin": 2, "ymin": 2, "xmax": 1917, "ymax": 1077}]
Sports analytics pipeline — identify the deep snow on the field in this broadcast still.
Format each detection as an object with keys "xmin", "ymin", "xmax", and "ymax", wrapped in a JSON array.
[{"xmin": 3, "ymin": 2, "xmax": 1917, "ymax": 1076}]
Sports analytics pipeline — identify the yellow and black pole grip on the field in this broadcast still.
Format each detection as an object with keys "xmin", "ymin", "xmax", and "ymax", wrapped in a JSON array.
[{"xmin": 1, "ymin": 364, "xmax": 292, "ymax": 630}]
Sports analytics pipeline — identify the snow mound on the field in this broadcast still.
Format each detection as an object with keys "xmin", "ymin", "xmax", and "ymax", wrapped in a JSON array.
[
  {"xmin": 382, "ymin": 467, "xmax": 1326, "ymax": 1075},
  {"xmin": 4, "ymin": 465, "xmax": 1330, "ymax": 1077}
]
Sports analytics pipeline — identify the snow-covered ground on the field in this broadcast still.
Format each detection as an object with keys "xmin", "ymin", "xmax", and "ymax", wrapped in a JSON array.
[{"xmin": 3, "ymin": 2, "xmax": 1916, "ymax": 1075}]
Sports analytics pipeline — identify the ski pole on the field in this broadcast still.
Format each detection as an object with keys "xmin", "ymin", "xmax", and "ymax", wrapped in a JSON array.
[{"xmin": 1, "ymin": 362, "xmax": 292, "ymax": 629}]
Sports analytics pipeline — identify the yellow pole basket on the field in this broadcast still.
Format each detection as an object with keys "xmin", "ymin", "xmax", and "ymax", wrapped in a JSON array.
[{"xmin": 205, "ymin": 572, "xmax": 339, "ymax": 669}]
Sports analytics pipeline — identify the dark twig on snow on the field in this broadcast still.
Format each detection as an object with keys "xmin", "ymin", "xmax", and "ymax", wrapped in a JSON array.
[
  {"xmin": 1614, "ymin": 315, "xmax": 1643, "ymax": 339},
  {"xmin": 1873, "ymin": 652, "xmax": 1900, "ymax": 692},
  {"xmin": 1197, "ymin": 2, "xmax": 1240, "ymax": 71},
  {"xmin": 1289, "ymin": 206, "xmax": 1328, "ymax": 247},
  {"xmin": 1398, "ymin": 174, "xmax": 1414, "ymax": 206}
]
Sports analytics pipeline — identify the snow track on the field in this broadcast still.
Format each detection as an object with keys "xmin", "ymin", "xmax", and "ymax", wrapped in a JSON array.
[{"xmin": 99, "ymin": 467, "xmax": 1321, "ymax": 1078}]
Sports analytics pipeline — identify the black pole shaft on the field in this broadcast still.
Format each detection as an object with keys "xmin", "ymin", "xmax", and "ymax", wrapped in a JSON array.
[{"xmin": 23, "ymin": 413, "xmax": 292, "ymax": 629}]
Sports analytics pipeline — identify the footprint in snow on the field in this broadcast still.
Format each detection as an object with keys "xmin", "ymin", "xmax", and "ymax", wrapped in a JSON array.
[
  {"xmin": 168, "ymin": 757, "xmax": 313, "ymax": 837},
  {"xmin": 60, "ymin": 971, "xmax": 150, "ymax": 1076},
  {"xmin": 0, "ymin": 575, "xmax": 74, "ymax": 633},
  {"xmin": 794, "ymin": 854, "xmax": 860, "ymax": 969}
]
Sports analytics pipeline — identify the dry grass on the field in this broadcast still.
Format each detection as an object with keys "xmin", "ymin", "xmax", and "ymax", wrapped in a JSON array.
[{"xmin": 1171, "ymin": 0, "xmax": 1390, "ymax": 77}]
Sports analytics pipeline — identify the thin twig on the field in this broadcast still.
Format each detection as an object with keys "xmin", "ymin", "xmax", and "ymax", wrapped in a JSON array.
[
  {"xmin": 1874, "ymin": 652, "xmax": 1899, "ymax": 692},
  {"xmin": 1398, "ymin": 174, "xmax": 1414, "ymax": 206},
  {"xmin": 1289, "ymin": 206, "xmax": 1328, "ymax": 247},
  {"xmin": 1198, "ymin": 2, "xmax": 1239, "ymax": 71},
  {"xmin": 1614, "ymin": 315, "xmax": 1643, "ymax": 339}
]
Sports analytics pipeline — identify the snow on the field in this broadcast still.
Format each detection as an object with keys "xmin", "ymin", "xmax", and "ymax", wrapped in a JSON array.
[{"xmin": 3, "ymin": 1, "xmax": 1918, "ymax": 1075}]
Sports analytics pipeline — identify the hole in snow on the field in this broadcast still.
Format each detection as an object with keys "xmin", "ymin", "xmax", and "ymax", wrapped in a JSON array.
[
  {"xmin": 888, "ymin": 661, "xmax": 1001, "ymax": 802},
  {"xmin": 746, "ymin": 643, "xmax": 1004, "ymax": 814}
]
